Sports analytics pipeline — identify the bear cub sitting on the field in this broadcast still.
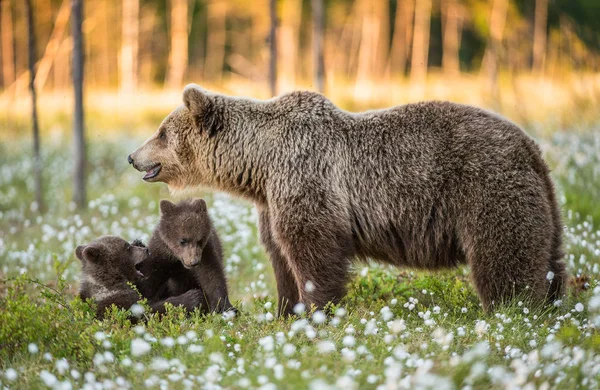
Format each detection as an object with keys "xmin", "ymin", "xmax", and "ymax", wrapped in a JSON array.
[
  {"xmin": 77, "ymin": 235, "xmax": 205, "ymax": 319},
  {"xmin": 135, "ymin": 198, "xmax": 235, "ymax": 313}
]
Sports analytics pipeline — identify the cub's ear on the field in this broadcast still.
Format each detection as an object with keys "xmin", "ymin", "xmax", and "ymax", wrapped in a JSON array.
[
  {"xmin": 75, "ymin": 245, "xmax": 86, "ymax": 261},
  {"xmin": 160, "ymin": 199, "xmax": 176, "ymax": 216},
  {"xmin": 191, "ymin": 198, "xmax": 207, "ymax": 213},
  {"xmin": 82, "ymin": 245, "xmax": 101, "ymax": 263},
  {"xmin": 182, "ymin": 84, "xmax": 222, "ymax": 137}
]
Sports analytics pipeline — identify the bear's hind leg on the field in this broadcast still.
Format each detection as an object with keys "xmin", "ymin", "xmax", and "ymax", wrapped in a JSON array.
[{"xmin": 460, "ymin": 186, "xmax": 553, "ymax": 311}]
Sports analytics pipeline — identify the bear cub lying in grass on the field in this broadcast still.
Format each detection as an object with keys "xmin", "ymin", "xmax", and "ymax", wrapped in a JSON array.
[
  {"xmin": 135, "ymin": 198, "xmax": 235, "ymax": 313},
  {"xmin": 77, "ymin": 235, "xmax": 205, "ymax": 319}
]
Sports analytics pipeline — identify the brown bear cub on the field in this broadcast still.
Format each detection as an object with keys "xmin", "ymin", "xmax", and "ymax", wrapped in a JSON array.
[
  {"xmin": 77, "ymin": 235, "xmax": 205, "ymax": 319},
  {"xmin": 135, "ymin": 198, "xmax": 235, "ymax": 313}
]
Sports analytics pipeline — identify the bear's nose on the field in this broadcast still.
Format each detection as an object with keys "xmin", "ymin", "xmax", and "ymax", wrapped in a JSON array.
[{"xmin": 127, "ymin": 154, "xmax": 134, "ymax": 165}]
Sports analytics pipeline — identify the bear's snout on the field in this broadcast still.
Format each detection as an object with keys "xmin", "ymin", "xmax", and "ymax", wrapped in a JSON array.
[{"xmin": 127, "ymin": 154, "xmax": 134, "ymax": 165}]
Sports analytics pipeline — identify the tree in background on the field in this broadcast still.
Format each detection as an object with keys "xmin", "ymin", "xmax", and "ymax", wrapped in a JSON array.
[
  {"xmin": 481, "ymin": 0, "xmax": 509, "ymax": 104},
  {"xmin": 442, "ymin": 0, "xmax": 462, "ymax": 76},
  {"xmin": 268, "ymin": 0, "xmax": 277, "ymax": 96},
  {"xmin": 533, "ymin": 0, "xmax": 548, "ymax": 74},
  {"xmin": 71, "ymin": 0, "xmax": 86, "ymax": 209},
  {"xmin": 410, "ymin": 0, "xmax": 432, "ymax": 90},
  {"xmin": 121, "ymin": 0, "xmax": 139, "ymax": 92},
  {"xmin": 1, "ymin": 0, "xmax": 15, "ymax": 90},
  {"xmin": 25, "ymin": 0, "xmax": 44, "ymax": 213},
  {"xmin": 166, "ymin": 0, "xmax": 189, "ymax": 89},
  {"xmin": 312, "ymin": 0, "xmax": 325, "ymax": 93}
]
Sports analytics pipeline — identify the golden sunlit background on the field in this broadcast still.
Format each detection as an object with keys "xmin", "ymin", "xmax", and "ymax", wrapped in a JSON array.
[{"xmin": 2, "ymin": 0, "xmax": 600, "ymax": 139}]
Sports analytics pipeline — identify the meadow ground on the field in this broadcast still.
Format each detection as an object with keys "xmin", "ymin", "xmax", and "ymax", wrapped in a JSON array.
[{"xmin": 1, "ymin": 92, "xmax": 600, "ymax": 389}]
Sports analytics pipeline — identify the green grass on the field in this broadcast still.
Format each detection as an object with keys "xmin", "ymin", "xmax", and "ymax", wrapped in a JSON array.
[{"xmin": 1, "ymin": 127, "xmax": 600, "ymax": 389}]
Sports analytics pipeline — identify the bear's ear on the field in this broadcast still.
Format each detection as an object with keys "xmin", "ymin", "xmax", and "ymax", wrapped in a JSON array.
[
  {"xmin": 82, "ymin": 245, "xmax": 102, "ymax": 263},
  {"xmin": 160, "ymin": 199, "xmax": 176, "ymax": 216},
  {"xmin": 182, "ymin": 84, "xmax": 223, "ymax": 137},
  {"xmin": 191, "ymin": 198, "xmax": 207, "ymax": 213},
  {"xmin": 75, "ymin": 245, "xmax": 86, "ymax": 262}
]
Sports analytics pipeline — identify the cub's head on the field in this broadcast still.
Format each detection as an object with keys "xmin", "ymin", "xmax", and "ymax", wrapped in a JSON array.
[
  {"xmin": 157, "ymin": 199, "xmax": 213, "ymax": 269},
  {"xmin": 127, "ymin": 84, "xmax": 223, "ymax": 191},
  {"xmin": 76, "ymin": 235, "xmax": 148, "ymax": 287}
]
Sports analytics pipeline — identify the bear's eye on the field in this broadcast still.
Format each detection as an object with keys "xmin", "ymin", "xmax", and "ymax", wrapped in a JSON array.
[
  {"xmin": 159, "ymin": 130, "xmax": 167, "ymax": 140},
  {"xmin": 179, "ymin": 239, "xmax": 187, "ymax": 246}
]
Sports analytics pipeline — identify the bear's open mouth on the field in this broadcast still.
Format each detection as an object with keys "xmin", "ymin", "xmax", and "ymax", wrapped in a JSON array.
[{"xmin": 143, "ymin": 163, "xmax": 162, "ymax": 181}]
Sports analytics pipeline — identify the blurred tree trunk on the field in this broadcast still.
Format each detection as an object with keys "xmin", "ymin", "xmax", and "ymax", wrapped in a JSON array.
[
  {"xmin": 480, "ymin": 0, "xmax": 508, "ymax": 105},
  {"xmin": 532, "ymin": 0, "xmax": 547, "ymax": 74},
  {"xmin": 121, "ymin": 0, "xmax": 139, "ymax": 92},
  {"xmin": 442, "ymin": 0, "xmax": 461, "ymax": 76},
  {"xmin": 71, "ymin": 0, "xmax": 86, "ymax": 209},
  {"xmin": 34, "ymin": 0, "xmax": 70, "ymax": 92},
  {"xmin": 312, "ymin": 0, "xmax": 325, "ymax": 93},
  {"xmin": 204, "ymin": 0, "xmax": 226, "ymax": 83},
  {"xmin": 25, "ymin": 0, "xmax": 44, "ymax": 212},
  {"xmin": 166, "ymin": 0, "xmax": 189, "ymax": 89},
  {"xmin": 1, "ymin": 0, "xmax": 15, "ymax": 89},
  {"xmin": 410, "ymin": 0, "xmax": 432, "ymax": 84},
  {"xmin": 268, "ymin": 0, "xmax": 277, "ymax": 96},
  {"xmin": 279, "ymin": 0, "xmax": 301, "ymax": 90},
  {"xmin": 390, "ymin": 0, "xmax": 414, "ymax": 77}
]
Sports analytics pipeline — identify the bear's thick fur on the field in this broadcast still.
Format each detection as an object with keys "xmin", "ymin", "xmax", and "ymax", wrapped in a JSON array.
[
  {"xmin": 129, "ymin": 85, "xmax": 567, "ymax": 314},
  {"xmin": 135, "ymin": 199, "xmax": 235, "ymax": 313},
  {"xmin": 77, "ymin": 235, "xmax": 205, "ymax": 318}
]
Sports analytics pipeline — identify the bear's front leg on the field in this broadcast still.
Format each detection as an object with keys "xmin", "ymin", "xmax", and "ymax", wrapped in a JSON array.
[
  {"xmin": 192, "ymin": 238, "xmax": 235, "ymax": 313},
  {"xmin": 259, "ymin": 209, "xmax": 300, "ymax": 316},
  {"xmin": 271, "ymin": 205, "xmax": 353, "ymax": 312}
]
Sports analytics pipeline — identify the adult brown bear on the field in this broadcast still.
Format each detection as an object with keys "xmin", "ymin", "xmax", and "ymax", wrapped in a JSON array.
[{"xmin": 128, "ymin": 84, "xmax": 567, "ymax": 315}]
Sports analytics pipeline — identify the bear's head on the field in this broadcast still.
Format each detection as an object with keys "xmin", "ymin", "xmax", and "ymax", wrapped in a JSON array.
[
  {"xmin": 157, "ymin": 198, "xmax": 213, "ymax": 269},
  {"xmin": 76, "ymin": 235, "xmax": 148, "ymax": 287},
  {"xmin": 128, "ymin": 84, "xmax": 222, "ymax": 191}
]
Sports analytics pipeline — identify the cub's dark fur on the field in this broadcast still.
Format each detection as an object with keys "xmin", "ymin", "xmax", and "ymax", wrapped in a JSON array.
[
  {"xmin": 135, "ymin": 199, "xmax": 234, "ymax": 313},
  {"xmin": 77, "ymin": 235, "xmax": 204, "ymax": 319}
]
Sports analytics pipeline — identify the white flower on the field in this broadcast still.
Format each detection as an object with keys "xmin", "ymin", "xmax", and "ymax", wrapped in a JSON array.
[
  {"xmin": 475, "ymin": 320, "xmax": 488, "ymax": 337},
  {"xmin": 150, "ymin": 358, "xmax": 170, "ymax": 371},
  {"xmin": 160, "ymin": 337, "xmax": 175, "ymax": 348},
  {"xmin": 188, "ymin": 344, "xmax": 204, "ymax": 353},
  {"xmin": 40, "ymin": 370, "xmax": 57, "ymax": 387},
  {"xmin": 305, "ymin": 281, "xmax": 315, "ymax": 293},
  {"xmin": 546, "ymin": 271, "xmax": 555, "ymax": 281},
  {"xmin": 28, "ymin": 343, "xmax": 39, "ymax": 354},
  {"xmin": 293, "ymin": 303, "xmax": 306, "ymax": 315},
  {"xmin": 312, "ymin": 311, "xmax": 326, "ymax": 324},
  {"xmin": 283, "ymin": 343, "xmax": 296, "ymax": 356},
  {"xmin": 5, "ymin": 368, "xmax": 17, "ymax": 381},
  {"xmin": 575, "ymin": 302, "xmax": 584, "ymax": 312},
  {"xmin": 343, "ymin": 335, "xmax": 356, "ymax": 347},
  {"xmin": 131, "ymin": 304, "xmax": 145, "ymax": 317},
  {"xmin": 265, "ymin": 312, "xmax": 274, "ymax": 321},
  {"xmin": 131, "ymin": 338, "xmax": 151, "ymax": 357},
  {"xmin": 388, "ymin": 319, "xmax": 406, "ymax": 334},
  {"xmin": 316, "ymin": 340, "xmax": 336, "ymax": 354}
]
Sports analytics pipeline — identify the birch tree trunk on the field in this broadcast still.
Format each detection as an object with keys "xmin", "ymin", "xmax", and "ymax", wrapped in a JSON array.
[
  {"xmin": 269, "ymin": 0, "xmax": 277, "ymax": 96},
  {"xmin": 312, "ymin": 0, "xmax": 325, "ymax": 93},
  {"xmin": 204, "ymin": 0, "xmax": 226, "ymax": 83},
  {"xmin": 166, "ymin": 0, "xmax": 189, "ymax": 89},
  {"xmin": 121, "ymin": 0, "xmax": 139, "ymax": 92},
  {"xmin": 71, "ymin": 0, "xmax": 86, "ymax": 209},
  {"xmin": 1, "ymin": 0, "xmax": 15, "ymax": 88},
  {"xmin": 25, "ymin": 0, "xmax": 44, "ymax": 212},
  {"xmin": 442, "ymin": 0, "xmax": 461, "ymax": 76},
  {"xmin": 410, "ymin": 0, "xmax": 432, "ymax": 85},
  {"xmin": 390, "ymin": 0, "xmax": 414, "ymax": 77},
  {"xmin": 279, "ymin": 0, "xmax": 301, "ymax": 91},
  {"xmin": 532, "ymin": 0, "xmax": 547, "ymax": 74}
]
